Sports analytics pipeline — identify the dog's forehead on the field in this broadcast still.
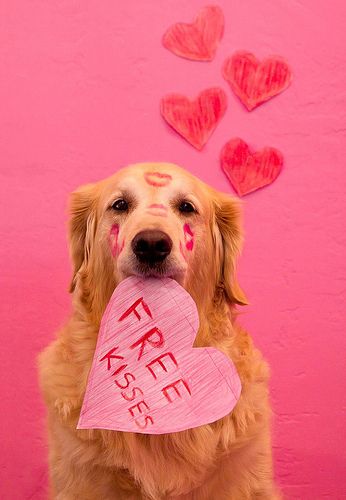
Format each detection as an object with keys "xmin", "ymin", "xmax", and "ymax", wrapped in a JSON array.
[{"xmin": 106, "ymin": 163, "xmax": 203, "ymax": 198}]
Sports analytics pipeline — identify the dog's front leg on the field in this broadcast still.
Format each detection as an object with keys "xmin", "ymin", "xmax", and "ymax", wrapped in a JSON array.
[
  {"xmin": 168, "ymin": 437, "xmax": 281, "ymax": 500},
  {"xmin": 47, "ymin": 415, "xmax": 143, "ymax": 500}
]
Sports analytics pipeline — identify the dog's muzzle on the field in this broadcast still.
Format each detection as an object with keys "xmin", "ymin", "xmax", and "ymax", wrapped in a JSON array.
[{"xmin": 131, "ymin": 230, "xmax": 172, "ymax": 267}]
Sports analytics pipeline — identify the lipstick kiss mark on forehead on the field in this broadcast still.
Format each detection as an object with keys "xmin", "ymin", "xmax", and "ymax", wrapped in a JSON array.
[
  {"xmin": 144, "ymin": 172, "xmax": 172, "ymax": 187},
  {"xmin": 148, "ymin": 203, "xmax": 167, "ymax": 210}
]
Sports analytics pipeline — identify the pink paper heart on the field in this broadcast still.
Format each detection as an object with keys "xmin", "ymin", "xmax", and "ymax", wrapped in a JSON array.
[
  {"xmin": 162, "ymin": 5, "xmax": 225, "ymax": 61},
  {"xmin": 222, "ymin": 51, "xmax": 292, "ymax": 110},
  {"xmin": 160, "ymin": 87, "xmax": 227, "ymax": 150},
  {"xmin": 78, "ymin": 277, "xmax": 241, "ymax": 434},
  {"xmin": 220, "ymin": 137, "xmax": 283, "ymax": 196}
]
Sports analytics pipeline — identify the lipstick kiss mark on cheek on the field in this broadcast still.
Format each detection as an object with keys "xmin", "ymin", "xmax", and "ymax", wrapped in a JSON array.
[
  {"xmin": 183, "ymin": 223, "xmax": 194, "ymax": 251},
  {"xmin": 118, "ymin": 239, "xmax": 125, "ymax": 255},
  {"xmin": 109, "ymin": 224, "xmax": 125, "ymax": 257},
  {"xmin": 186, "ymin": 239, "xmax": 193, "ymax": 251}
]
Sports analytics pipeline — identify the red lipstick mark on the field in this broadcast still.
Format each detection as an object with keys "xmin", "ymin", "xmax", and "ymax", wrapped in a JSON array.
[
  {"xmin": 110, "ymin": 224, "xmax": 119, "ymax": 256},
  {"xmin": 148, "ymin": 204, "xmax": 167, "ymax": 210},
  {"xmin": 144, "ymin": 172, "xmax": 172, "ymax": 187},
  {"xmin": 183, "ymin": 223, "xmax": 194, "ymax": 251},
  {"xmin": 110, "ymin": 224, "xmax": 125, "ymax": 257},
  {"xmin": 118, "ymin": 239, "xmax": 125, "ymax": 254}
]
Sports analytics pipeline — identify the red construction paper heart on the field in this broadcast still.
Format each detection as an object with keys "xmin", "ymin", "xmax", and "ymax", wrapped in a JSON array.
[
  {"xmin": 78, "ymin": 276, "xmax": 241, "ymax": 434},
  {"xmin": 162, "ymin": 5, "xmax": 224, "ymax": 61},
  {"xmin": 220, "ymin": 138, "xmax": 283, "ymax": 196},
  {"xmin": 222, "ymin": 51, "xmax": 292, "ymax": 110},
  {"xmin": 160, "ymin": 87, "xmax": 227, "ymax": 150}
]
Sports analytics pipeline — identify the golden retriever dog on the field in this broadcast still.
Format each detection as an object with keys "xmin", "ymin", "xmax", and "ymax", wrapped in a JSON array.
[{"xmin": 38, "ymin": 162, "xmax": 279, "ymax": 500}]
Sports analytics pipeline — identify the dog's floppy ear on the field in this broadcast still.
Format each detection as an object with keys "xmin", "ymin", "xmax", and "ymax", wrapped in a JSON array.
[
  {"xmin": 212, "ymin": 191, "xmax": 248, "ymax": 306},
  {"xmin": 68, "ymin": 183, "xmax": 98, "ymax": 293}
]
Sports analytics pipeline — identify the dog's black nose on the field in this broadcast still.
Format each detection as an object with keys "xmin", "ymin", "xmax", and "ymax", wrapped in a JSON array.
[{"xmin": 132, "ymin": 230, "xmax": 172, "ymax": 264}]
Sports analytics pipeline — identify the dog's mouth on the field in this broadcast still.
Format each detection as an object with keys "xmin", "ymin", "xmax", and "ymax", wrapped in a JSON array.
[
  {"xmin": 131, "ymin": 260, "xmax": 185, "ymax": 281},
  {"xmin": 119, "ymin": 254, "xmax": 186, "ymax": 285},
  {"xmin": 135, "ymin": 260, "xmax": 172, "ymax": 277}
]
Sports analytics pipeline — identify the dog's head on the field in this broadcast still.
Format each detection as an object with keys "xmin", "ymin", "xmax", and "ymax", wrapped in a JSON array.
[{"xmin": 69, "ymin": 163, "xmax": 247, "ymax": 321}]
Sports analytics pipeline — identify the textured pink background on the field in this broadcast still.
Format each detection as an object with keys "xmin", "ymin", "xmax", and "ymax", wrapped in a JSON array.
[{"xmin": 0, "ymin": 1, "xmax": 345, "ymax": 498}]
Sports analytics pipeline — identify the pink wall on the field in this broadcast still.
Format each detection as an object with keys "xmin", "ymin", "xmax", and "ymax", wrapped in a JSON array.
[{"xmin": 1, "ymin": 1, "xmax": 345, "ymax": 498}]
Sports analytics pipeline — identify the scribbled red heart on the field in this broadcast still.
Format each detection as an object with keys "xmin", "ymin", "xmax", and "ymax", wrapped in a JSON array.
[
  {"xmin": 220, "ymin": 138, "xmax": 283, "ymax": 196},
  {"xmin": 160, "ymin": 87, "xmax": 227, "ymax": 150},
  {"xmin": 162, "ymin": 5, "xmax": 224, "ymax": 61},
  {"xmin": 222, "ymin": 51, "xmax": 292, "ymax": 111}
]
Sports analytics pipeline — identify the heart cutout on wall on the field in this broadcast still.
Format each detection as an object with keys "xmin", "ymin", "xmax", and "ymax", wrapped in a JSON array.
[
  {"xmin": 78, "ymin": 276, "xmax": 241, "ymax": 434},
  {"xmin": 160, "ymin": 87, "xmax": 227, "ymax": 150},
  {"xmin": 220, "ymin": 137, "xmax": 283, "ymax": 196},
  {"xmin": 162, "ymin": 5, "xmax": 224, "ymax": 61},
  {"xmin": 222, "ymin": 51, "xmax": 292, "ymax": 110}
]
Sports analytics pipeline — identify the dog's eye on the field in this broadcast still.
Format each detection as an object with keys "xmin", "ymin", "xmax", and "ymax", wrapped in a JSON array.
[
  {"xmin": 179, "ymin": 201, "xmax": 196, "ymax": 214},
  {"xmin": 111, "ymin": 199, "xmax": 129, "ymax": 211}
]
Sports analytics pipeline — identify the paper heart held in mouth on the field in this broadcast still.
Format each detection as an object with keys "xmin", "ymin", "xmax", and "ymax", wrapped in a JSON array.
[{"xmin": 78, "ymin": 276, "xmax": 241, "ymax": 434}]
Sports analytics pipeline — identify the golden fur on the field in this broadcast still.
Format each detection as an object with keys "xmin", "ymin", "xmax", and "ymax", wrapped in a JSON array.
[{"xmin": 38, "ymin": 162, "xmax": 280, "ymax": 499}]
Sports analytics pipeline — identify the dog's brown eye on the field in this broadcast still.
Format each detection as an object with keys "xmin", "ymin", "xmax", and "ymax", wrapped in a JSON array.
[
  {"xmin": 179, "ymin": 201, "xmax": 196, "ymax": 214},
  {"xmin": 111, "ymin": 199, "xmax": 128, "ymax": 211}
]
